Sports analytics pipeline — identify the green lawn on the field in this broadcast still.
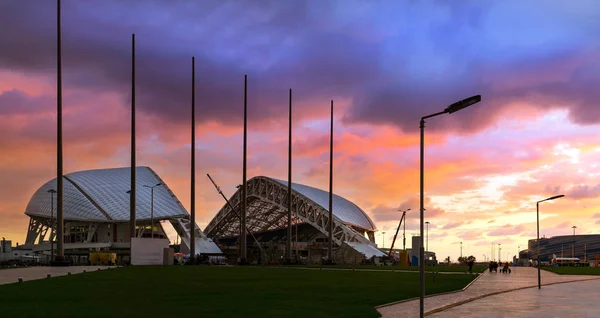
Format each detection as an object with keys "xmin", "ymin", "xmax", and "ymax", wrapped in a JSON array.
[
  {"xmin": 292, "ymin": 264, "xmax": 487, "ymax": 273},
  {"xmin": 543, "ymin": 266, "xmax": 600, "ymax": 275},
  {"xmin": 0, "ymin": 266, "xmax": 475, "ymax": 317}
]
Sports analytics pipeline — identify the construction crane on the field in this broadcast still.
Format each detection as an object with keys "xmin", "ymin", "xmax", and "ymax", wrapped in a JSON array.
[{"xmin": 388, "ymin": 209, "xmax": 410, "ymax": 257}]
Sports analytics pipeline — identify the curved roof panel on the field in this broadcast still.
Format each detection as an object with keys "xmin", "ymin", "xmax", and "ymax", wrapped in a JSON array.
[
  {"xmin": 25, "ymin": 178, "xmax": 107, "ymax": 221},
  {"xmin": 269, "ymin": 177, "xmax": 377, "ymax": 231},
  {"xmin": 25, "ymin": 167, "xmax": 188, "ymax": 221}
]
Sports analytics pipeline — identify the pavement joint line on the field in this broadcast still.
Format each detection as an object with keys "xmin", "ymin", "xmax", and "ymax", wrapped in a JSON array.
[
  {"xmin": 423, "ymin": 276, "xmax": 600, "ymax": 316},
  {"xmin": 375, "ymin": 273, "xmax": 482, "ymax": 310}
]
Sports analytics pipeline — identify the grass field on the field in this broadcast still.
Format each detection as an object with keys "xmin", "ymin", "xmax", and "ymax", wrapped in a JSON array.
[
  {"xmin": 542, "ymin": 266, "xmax": 600, "ymax": 275},
  {"xmin": 0, "ymin": 266, "xmax": 476, "ymax": 317},
  {"xmin": 292, "ymin": 264, "xmax": 487, "ymax": 273}
]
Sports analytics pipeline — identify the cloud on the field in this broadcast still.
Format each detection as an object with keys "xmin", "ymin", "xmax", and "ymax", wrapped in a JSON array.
[
  {"xmin": 442, "ymin": 222, "xmax": 463, "ymax": 230},
  {"xmin": 487, "ymin": 224, "xmax": 527, "ymax": 236},
  {"xmin": 0, "ymin": 89, "xmax": 54, "ymax": 115},
  {"xmin": 1, "ymin": 0, "xmax": 599, "ymax": 135},
  {"xmin": 567, "ymin": 184, "xmax": 600, "ymax": 199}
]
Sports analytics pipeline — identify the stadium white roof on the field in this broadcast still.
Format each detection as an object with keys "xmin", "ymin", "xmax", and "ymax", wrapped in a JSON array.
[
  {"xmin": 270, "ymin": 177, "xmax": 377, "ymax": 231},
  {"xmin": 25, "ymin": 167, "xmax": 188, "ymax": 222}
]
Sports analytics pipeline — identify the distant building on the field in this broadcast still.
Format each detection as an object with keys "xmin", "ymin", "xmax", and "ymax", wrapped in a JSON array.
[
  {"xmin": 528, "ymin": 234, "xmax": 600, "ymax": 262},
  {"xmin": 0, "ymin": 238, "xmax": 11, "ymax": 253},
  {"xmin": 518, "ymin": 249, "xmax": 529, "ymax": 266}
]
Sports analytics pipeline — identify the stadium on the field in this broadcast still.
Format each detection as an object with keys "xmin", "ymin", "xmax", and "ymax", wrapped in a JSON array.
[
  {"xmin": 21, "ymin": 168, "xmax": 385, "ymax": 265},
  {"xmin": 204, "ymin": 176, "xmax": 385, "ymax": 264},
  {"xmin": 23, "ymin": 166, "xmax": 221, "ymax": 264},
  {"xmin": 528, "ymin": 234, "xmax": 600, "ymax": 264}
]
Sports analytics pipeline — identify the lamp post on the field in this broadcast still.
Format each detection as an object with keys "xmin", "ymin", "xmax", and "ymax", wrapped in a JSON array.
[
  {"xmin": 425, "ymin": 221, "xmax": 430, "ymax": 252},
  {"xmin": 47, "ymin": 189, "xmax": 56, "ymax": 262},
  {"xmin": 143, "ymin": 183, "xmax": 162, "ymax": 239},
  {"xmin": 419, "ymin": 95, "xmax": 481, "ymax": 318},
  {"xmin": 498, "ymin": 244, "xmax": 501, "ymax": 262},
  {"xmin": 382, "ymin": 232, "xmax": 386, "ymax": 249},
  {"xmin": 460, "ymin": 241, "xmax": 463, "ymax": 259},
  {"xmin": 536, "ymin": 194, "xmax": 565, "ymax": 289},
  {"xmin": 572, "ymin": 226, "xmax": 577, "ymax": 258}
]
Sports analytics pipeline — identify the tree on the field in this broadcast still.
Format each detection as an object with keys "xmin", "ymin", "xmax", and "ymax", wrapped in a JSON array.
[{"xmin": 458, "ymin": 255, "xmax": 476, "ymax": 264}]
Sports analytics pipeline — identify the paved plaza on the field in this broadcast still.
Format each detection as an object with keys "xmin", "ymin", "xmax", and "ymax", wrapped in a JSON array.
[
  {"xmin": 0, "ymin": 266, "xmax": 115, "ymax": 285},
  {"xmin": 430, "ymin": 279, "xmax": 600, "ymax": 317},
  {"xmin": 377, "ymin": 267, "xmax": 600, "ymax": 317}
]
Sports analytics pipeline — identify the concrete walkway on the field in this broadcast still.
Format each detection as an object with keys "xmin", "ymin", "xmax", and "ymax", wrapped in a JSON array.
[
  {"xmin": 430, "ymin": 279, "xmax": 600, "ymax": 317},
  {"xmin": 0, "ymin": 266, "xmax": 116, "ymax": 285},
  {"xmin": 377, "ymin": 267, "xmax": 600, "ymax": 317}
]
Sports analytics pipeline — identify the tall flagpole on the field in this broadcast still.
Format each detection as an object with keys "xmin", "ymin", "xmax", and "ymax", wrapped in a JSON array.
[
  {"xmin": 327, "ymin": 100, "xmax": 334, "ymax": 263},
  {"xmin": 286, "ymin": 89, "xmax": 293, "ymax": 263},
  {"xmin": 56, "ymin": 0, "xmax": 65, "ymax": 261},
  {"xmin": 240, "ymin": 75, "xmax": 248, "ymax": 263},
  {"xmin": 190, "ymin": 56, "xmax": 196, "ymax": 258},
  {"xmin": 129, "ymin": 33, "xmax": 137, "ymax": 240}
]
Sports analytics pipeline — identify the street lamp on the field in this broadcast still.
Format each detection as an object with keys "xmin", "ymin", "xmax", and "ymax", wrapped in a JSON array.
[
  {"xmin": 425, "ymin": 221, "xmax": 430, "ymax": 252},
  {"xmin": 572, "ymin": 226, "xmax": 577, "ymax": 258},
  {"xmin": 419, "ymin": 95, "xmax": 481, "ymax": 318},
  {"xmin": 460, "ymin": 241, "xmax": 463, "ymax": 258},
  {"xmin": 47, "ymin": 189, "xmax": 56, "ymax": 262},
  {"xmin": 143, "ymin": 183, "xmax": 163, "ymax": 239},
  {"xmin": 498, "ymin": 243, "xmax": 502, "ymax": 262},
  {"xmin": 536, "ymin": 194, "xmax": 565, "ymax": 289}
]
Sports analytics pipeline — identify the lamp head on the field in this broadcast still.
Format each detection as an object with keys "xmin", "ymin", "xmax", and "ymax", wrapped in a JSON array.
[
  {"xmin": 445, "ymin": 95, "xmax": 481, "ymax": 114},
  {"xmin": 539, "ymin": 194, "xmax": 565, "ymax": 203}
]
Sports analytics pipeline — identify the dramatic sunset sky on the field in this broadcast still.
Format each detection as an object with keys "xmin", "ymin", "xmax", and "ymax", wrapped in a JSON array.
[{"xmin": 1, "ymin": 0, "xmax": 599, "ymax": 262}]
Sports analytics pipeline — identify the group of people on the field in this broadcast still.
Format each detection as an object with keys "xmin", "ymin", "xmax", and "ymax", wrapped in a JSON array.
[{"xmin": 489, "ymin": 261, "xmax": 512, "ymax": 273}]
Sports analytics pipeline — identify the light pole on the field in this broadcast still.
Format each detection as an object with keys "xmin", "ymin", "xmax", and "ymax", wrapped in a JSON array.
[
  {"xmin": 518, "ymin": 245, "xmax": 520, "ymax": 265},
  {"xmin": 572, "ymin": 226, "xmax": 577, "ymax": 258},
  {"xmin": 460, "ymin": 241, "xmax": 463, "ymax": 259},
  {"xmin": 498, "ymin": 244, "xmax": 501, "ymax": 262},
  {"xmin": 47, "ymin": 189, "xmax": 56, "ymax": 262},
  {"xmin": 419, "ymin": 95, "xmax": 481, "ymax": 318},
  {"xmin": 382, "ymin": 232, "xmax": 386, "ymax": 248},
  {"xmin": 537, "ymin": 194, "xmax": 565, "ymax": 289},
  {"xmin": 425, "ymin": 221, "xmax": 430, "ymax": 252},
  {"xmin": 143, "ymin": 183, "xmax": 162, "ymax": 239}
]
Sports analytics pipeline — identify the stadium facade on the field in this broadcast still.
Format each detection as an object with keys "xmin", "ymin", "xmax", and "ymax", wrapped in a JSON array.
[
  {"xmin": 24, "ymin": 166, "xmax": 220, "ymax": 264},
  {"xmin": 204, "ymin": 176, "xmax": 385, "ymax": 264},
  {"xmin": 528, "ymin": 234, "xmax": 600, "ymax": 262}
]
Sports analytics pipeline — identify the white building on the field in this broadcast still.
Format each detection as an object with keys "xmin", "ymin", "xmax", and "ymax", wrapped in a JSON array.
[{"xmin": 23, "ymin": 166, "xmax": 221, "ymax": 264}]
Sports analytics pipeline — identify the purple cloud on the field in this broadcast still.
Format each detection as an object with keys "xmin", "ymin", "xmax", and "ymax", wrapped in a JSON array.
[
  {"xmin": 568, "ymin": 184, "xmax": 600, "ymax": 199},
  {"xmin": 1, "ymin": 0, "xmax": 599, "ymax": 134}
]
